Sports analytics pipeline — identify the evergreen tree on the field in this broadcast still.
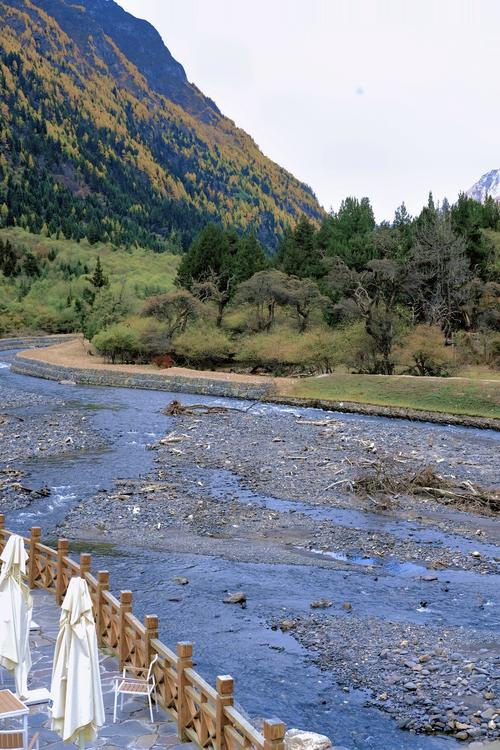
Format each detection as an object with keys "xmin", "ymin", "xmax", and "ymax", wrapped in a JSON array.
[
  {"xmin": 90, "ymin": 256, "xmax": 108, "ymax": 289},
  {"xmin": 450, "ymin": 193, "xmax": 492, "ymax": 275},
  {"xmin": 276, "ymin": 217, "xmax": 324, "ymax": 279},
  {"xmin": 326, "ymin": 197, "xmax": 377, "ymax": 270},
  {"xmin": 0, "ymin": 239, "xmax": 17, "ymax": 276}
]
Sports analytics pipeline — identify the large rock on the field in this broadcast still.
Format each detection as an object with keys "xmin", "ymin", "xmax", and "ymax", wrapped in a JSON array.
[{"xmin": 285, "ymin": 729, "xmax": 333, "ymax": 750}]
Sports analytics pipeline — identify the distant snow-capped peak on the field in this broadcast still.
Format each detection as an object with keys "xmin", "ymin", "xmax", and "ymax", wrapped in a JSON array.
[{"xmin": 466, "ymin": 169, "xmax": 500, "ymax": 203}]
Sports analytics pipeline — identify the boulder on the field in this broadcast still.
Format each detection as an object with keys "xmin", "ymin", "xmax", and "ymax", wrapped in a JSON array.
[
  {"xmin": 285, "ymin": 729, "xmax": 333, "ymax": 750},
  {"xmin": 310, "ymin": 599, "xmax": 333, "ymax": 609},
  {"xmin": 223, "ymin": 591, "xmax": 246, "ymax": 604}
]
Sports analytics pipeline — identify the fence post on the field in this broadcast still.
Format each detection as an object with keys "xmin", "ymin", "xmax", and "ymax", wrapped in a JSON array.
[
  {"xmin": 176, "ymin": 641, "xmax": 193, "ymax": 741},
  {"xmin": 79, "ymin": 552, "xmax": 91, "ymax": 579},
  {"xmin": 263, "ymin": 720, "xmax": 286, "ymax": 750},
  {"xmin": 119, "ymin": 591, "xmax": 133, "ymax": 669},
  {"xmin": 56, "ymin": 539, "xmax": 69, "ymax": 604},
  {"xmin": 28, "ymin": 527, "xmax": 41, "ymax": 589},
  {"xmin": 144, "ymin": 614, "xmax": 159, "ymax": 669},
  {"xmin": 96, "ymin": 571, "xmax": 109, "ymax": 646},
  {"xmin": 215, "ymin": 675, "xmax": 233, "ymax": 750}
]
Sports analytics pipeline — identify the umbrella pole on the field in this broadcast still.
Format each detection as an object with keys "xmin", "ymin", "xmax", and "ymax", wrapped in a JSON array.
[{"xmin": 78, "ymin": 735, "xmax": 85, "ymax": 750}]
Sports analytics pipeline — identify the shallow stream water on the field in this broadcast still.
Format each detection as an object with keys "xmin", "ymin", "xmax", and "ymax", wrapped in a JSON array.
[{"xmin": 1, "ymin": 349, "xmax": 499, "ymax": 750}]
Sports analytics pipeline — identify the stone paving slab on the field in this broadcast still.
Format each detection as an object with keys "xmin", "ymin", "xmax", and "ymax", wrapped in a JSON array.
[{"xmin": 1, "ymin": 589, "xmax": 191, "ymax": 750}]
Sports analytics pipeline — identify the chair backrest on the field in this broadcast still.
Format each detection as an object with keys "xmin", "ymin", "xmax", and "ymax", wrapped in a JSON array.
[
  {"xmin": 146, "ymin": 653, "xmax": 159, "ymax": 682},
  {"xmin": 0, "ymin": 731, "xmax": 25, "ymax": 750}
]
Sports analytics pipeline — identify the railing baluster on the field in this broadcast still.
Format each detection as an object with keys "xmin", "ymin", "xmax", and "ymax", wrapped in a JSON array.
[
  {"xmin": 216, "ymin": 675, "xmax": 233, "ymax": 750},
  {"xmin": 176, "ymin": 641, "xmax": 193, "ymax": 740},
  {"xmin": 263, "ymin": 720, "xmax": 286, "ymax": 750},
  {"xmin": 80, "ymin": 552, "xmax": 91, "ymax": 578},
  {"xmin": 144, "ymin": 614, "xmax": 159, "ymax": 669},
  {"xmin": 56, "ymin": 538, "xmax": 69, "ymax": 604},
  {"xmin": 28, "ymin": 526, "xmax": 41, "ymax": 589},
  {"xmin": 96, "ymin": 571, "xmax": 109, "ymax": 645},
  {"xmin": 119, "ymin": 590, "xmax": 133, "ymax": 669}
]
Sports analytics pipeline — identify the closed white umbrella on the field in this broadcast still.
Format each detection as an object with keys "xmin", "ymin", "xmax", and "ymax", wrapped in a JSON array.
[
  {"xmin": 0, "ymin": 534, "xmax": 32, "ymax": 698},
  {"xmin": 50, "ymin": 577, "xmax": 105, "ymax": 748}
]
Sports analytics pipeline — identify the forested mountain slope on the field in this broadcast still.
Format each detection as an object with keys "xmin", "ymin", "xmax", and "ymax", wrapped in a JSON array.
[{"xmin": 0, "ymin": 0, "xmax": 323, "ymax": 250}]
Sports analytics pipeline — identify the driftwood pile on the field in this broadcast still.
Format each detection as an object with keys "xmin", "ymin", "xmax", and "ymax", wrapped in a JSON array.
[
  {"xmin": 0, "ymin": 467, "xmax": 51, "ymax": 498},
  {"xmin": 162, "ymin": 399, "xmax": 256, "ymax": 417},
  {"xmin": 354, "ymin": 463, "xmax": 499, "ymax": 515}
]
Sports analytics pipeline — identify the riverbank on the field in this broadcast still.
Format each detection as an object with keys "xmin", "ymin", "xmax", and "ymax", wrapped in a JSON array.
[{"xmin": 9, "ymin": 338, "xmax": 500, "ymax": 429}]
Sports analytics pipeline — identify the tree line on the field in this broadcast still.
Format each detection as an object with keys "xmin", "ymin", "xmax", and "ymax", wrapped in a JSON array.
[{"xmin": 92, "ymin": 192, "xmax": 499, "ymax": 375}]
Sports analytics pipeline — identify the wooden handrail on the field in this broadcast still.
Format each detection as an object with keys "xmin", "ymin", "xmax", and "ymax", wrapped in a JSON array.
[
  {"xmin": 0, "ymin": 514, "xmax": 286, "ymax": 750},
  {"xmin": 184, "ymin": 667, "xmax": 218, "ymax": 701},
  {"xmin": 225, "ymin": 706, "xmax": 266, "ymax": 748}
]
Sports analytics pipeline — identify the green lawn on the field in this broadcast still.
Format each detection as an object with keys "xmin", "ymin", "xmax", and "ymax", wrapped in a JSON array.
[{"xmin": 283, "ymin": 372, "xmax": 500, "ymax": 419}]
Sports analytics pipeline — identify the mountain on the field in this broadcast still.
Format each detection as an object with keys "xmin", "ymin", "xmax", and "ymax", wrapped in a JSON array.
[
  {"xmin": 466, "ymin": 169, "xmax": 500, "ymax": 204},
  {"xmin": 0, "ymin": 0, "xmax": 324, "ymax": 250}
]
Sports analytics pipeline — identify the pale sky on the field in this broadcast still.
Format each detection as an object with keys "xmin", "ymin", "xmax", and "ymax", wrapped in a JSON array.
[{"xmin": 118, "ymin": 0, "xmax": 500, "ymax": 222}]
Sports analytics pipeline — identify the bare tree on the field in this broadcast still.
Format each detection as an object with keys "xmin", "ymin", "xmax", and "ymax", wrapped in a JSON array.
[
  {"xmin": 143, "ymin": 290, "xmax": 200, "ymax": 338},
  {"xmin": 409, "ymin": 214, "xmax": 472, "ymax": 343},
  {"xmin": 192, "ymin": 270, "xmax": 235, "ymax": 327},
  {"xmin": 236, "ymin": 270, "xmax": 290, "ymax": 331},
  {"xmin": 283, "ymin": 276, "xmax": 327, "ymax": 332}
]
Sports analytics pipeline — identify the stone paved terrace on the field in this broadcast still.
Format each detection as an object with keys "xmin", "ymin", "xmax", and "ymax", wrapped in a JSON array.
[{"xmin": 6, "ymin": 589, "xmax": 196, "ymax": 750}]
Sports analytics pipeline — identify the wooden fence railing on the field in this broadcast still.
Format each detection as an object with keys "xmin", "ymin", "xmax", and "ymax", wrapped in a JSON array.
[{"xmin": 0, "ymin": 516, "xmax": 286, "ymax": 750}]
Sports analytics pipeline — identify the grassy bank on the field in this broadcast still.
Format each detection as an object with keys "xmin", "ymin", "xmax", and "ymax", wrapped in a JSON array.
[{"xmin": 282, "ymin": 372, "xmax": 500, "ymax": 420}]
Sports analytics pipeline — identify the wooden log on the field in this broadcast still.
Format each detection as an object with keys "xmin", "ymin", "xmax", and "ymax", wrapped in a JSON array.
[
  {"xmin": 56, "ymin": 538, "xmax": 69, "ymax": 604},
  {"xmin": 215, "ymin": 675, "xmax": 233, "ymax": 750},
  {"xmin": 28, "ymin": 527, "xmax": 41, "ymax": 589},
  {"xmin": 176, "ymin": 641, "xmax": 193, "ymax": 741},
  {"xmin": 119, "ymin": 591, "xmax": 133, "ymax": 670},
  {"xmin": 263, "ymin": 720, "xmax": 286, "ymax": 750},
  {"xmin": 96, "ymin": 571, "xmax": 109, "ymax": 645}
]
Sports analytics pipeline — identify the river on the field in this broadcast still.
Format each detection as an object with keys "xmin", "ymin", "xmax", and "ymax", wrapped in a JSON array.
[{"xmin": 1, "ymin": 348, "xmax": 498, "ymax": 750}]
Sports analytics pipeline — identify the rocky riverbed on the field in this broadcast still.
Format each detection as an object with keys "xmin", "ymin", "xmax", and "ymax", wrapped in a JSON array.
[
  {"xmin": 51, "ymin": 402, "xmax": 500, "ymax": 743},
  {"xmin": 276, "ymin": 613, "xmax": 499, "ymax": 743},
  {"xmin": 0, "ymin": 380, "xmax": 106, "ymax": 511}
]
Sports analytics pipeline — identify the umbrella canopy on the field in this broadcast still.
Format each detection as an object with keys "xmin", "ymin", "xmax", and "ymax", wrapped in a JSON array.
[
  {"xmin": 0, "ymin": 534, "xmax": 32, "ymax": 698},
  {"xmin": 51, "ymin": 577, "xmax": 105, "ymax": 746}
]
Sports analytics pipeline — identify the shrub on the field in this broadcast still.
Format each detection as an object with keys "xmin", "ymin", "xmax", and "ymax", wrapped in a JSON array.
[
  {"xmin": 92, "ymin": 317, "xmax": 168, "ymax": 363},
  {"xmin": 92, "ymin": 323, "xmax": 138, "ymax": 364},
  {"xmin": 235, "ymin": 326, "xmax": 349, "ymax": 375},
  {"xmin": 395, "ymin": 325, "xmax": 456, "ymax": 376},
  {"xmin": 455, "ymin": 329, "xmax": 500, "ymax": 368},
  {"xmin": 172, "ymin": 324, "xmax": 234, "ymax": 368}
]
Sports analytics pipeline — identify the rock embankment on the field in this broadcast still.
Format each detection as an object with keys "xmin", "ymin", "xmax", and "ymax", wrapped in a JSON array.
[
  {"xmin": 11, "ymin": 353, "xmax": 274, "ymax": 400},
  {"xmin": 0, "ymin": 334, "xmax": 76, "ymax": 352}
]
